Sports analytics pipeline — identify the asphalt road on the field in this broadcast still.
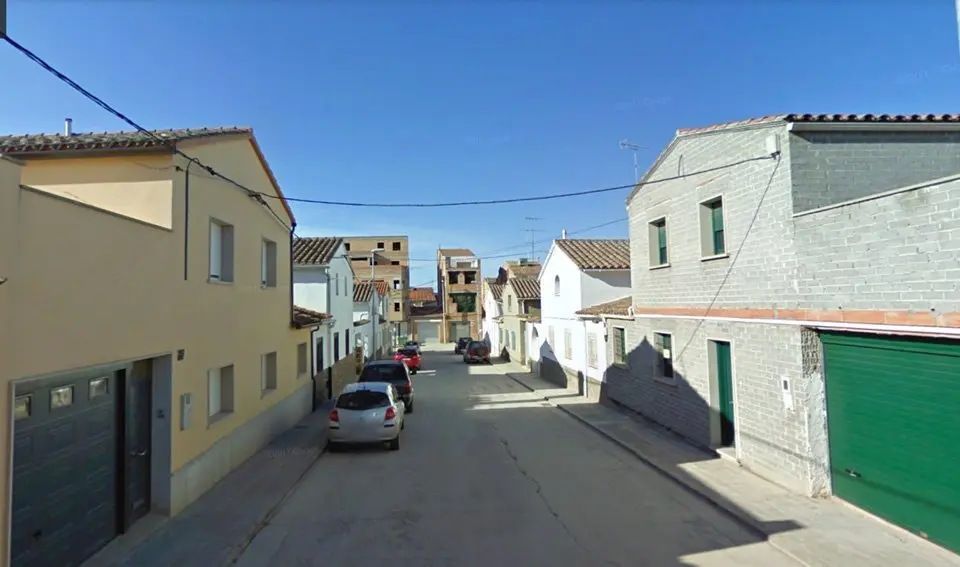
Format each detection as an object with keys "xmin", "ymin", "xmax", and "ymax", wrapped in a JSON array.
[{"xmin": 234, "ymin": 345, "xmax": 800, "ymax": 567}]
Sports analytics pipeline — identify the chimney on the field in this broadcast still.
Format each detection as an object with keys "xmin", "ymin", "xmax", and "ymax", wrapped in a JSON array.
[
  {"xmin": 64, "ymin": 118, "xmax": 73, "ymax": 136},
  {"xmin": 561, "ymin": 229, "xmax": 567, "ymax": 239}
]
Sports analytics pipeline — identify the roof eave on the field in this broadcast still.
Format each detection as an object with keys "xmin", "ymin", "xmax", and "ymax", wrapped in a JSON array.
[{"xmin": 786, "ymin": 121, "xmax": 960, "ymax": 132}]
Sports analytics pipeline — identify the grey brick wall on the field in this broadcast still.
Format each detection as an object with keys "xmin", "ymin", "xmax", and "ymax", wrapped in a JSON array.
[
  {"xmin": 629, "ymin": 125, "xmax": 796, "ymax": 309},
  {"xmin": 603, "ymin": 317, "xmax": 823, "ymax": 495},
  {"xmin": 794, "ymin": 176, "xmax": 960, "ymax": 313},
  {"xmin": 790, "ymin": 131, "xmax": 960, "ymax": 213}
]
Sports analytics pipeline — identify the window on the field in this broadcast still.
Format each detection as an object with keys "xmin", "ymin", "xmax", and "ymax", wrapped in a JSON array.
[
  {"xmin": 337, "ymin": 390, "xmax": 390, "ymax": 411},
  {"xmin": 393, "ymin": 279, "xmax": 401, "ymax": 290},
  {"xmin": 563, "ymin": 328, "xmax": 573, "ymax": 359},
  {"xmin": 261, "ymin": 352, "xmax": 278, "ymax": 393},
  {"xmin": 394, "ymin": 302, "xmax": 401, "ymax": 312},
  {"xmin": 334, "ymin": 332, "xmax": 341, "ymax": 362},
  {"xmin": 699, "ymin": 197, "xmax": 726, "ymax": 256},
  {"xmin": 464, "ymin": 271, "xmax": 477, "ymax": 284},
  {"xmin": 50, "ymin": 385, "xmax": 74, "ymax": 409},
  {"xmin": 344, "ymin": 242, "xmax": 351, "ymax": 251},
  {"xmin": 209, "ymin": 219, "xmax": 235, "ymax": 283},
  {"xmin": 553, "ymin": 275, "xmax": 560, "ymax": 296},
  {"xmin": 377, "ymin": 241, "xmax": 384, "ymax": 249},
  {"xmin": 547, "ymin": 326, "xmax": 555, "ymax": 349},
  {"xmin": 208, "ymin": 364, "xmax": 235, "ymax": 420},
  {"xmin": 448, "ymin": 272, "xmax": 460, "ymax": 284},
  {"xmin": 345, "ymin": 330, "xmax": 350, "ymax": 357},
  {"xmin": 316, "ymin": 337, "xmax": 325, "ymax": 371},
  {"xmin": 587, "ymin": 334, "xmax": 598, "ymax": 368},
  {"xmin": 648, "ymin": 218, "xmax": 668, "ymax": 267},
  {"xmin": 335, "ymin": 274, "xmax": 340, "ymax": 296},
  {"xmin": 392, "ymin": 241, "xmax": 401, "ymax": 251},
  {"xmin": 391, "ymin": 260, "xmax": 399, "ymax": 266},
  {"xmin": 507, "ymin": 295, "xmax": 513, "ymax": 312},
  {"xmin": 612, "ymin": 327, "xmax": 627, "ymax": 365},
  {"xmin": 14, "ymin": 395, "xmax": 31, "ymax": 421},
  {"xmin": 297, "ymin": 343, "xmax": 308, "ymax": 377},
  {"xmin": 89, "ymin": 376, "xmax": 109, "ymax": 398},
  {"xmin": 451, "ymin": 293, "xmax": 476, "ymax": 313},
  {"xmin": 261, "ymin": 238, "xmax": 278, "ymax": 287},
  {"xmin": 653, "ymin": 332, "xmax": 674, "ymax": 379}
]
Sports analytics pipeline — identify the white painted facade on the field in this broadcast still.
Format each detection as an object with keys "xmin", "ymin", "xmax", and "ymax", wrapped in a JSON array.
[
  {"xmin": 535, "ymin": 243, "xmax": 631, "ymax": 383},
  {"xmin": 353, "ymin": 292, "xmax": 390, "ymax": 358},
  {"xmin": 293, "ymin": 241, "xmax": 356, "ymax": 371},
  {"xmin": 481, "ymin": 283, "xmax": 502, "ymax": 353}
]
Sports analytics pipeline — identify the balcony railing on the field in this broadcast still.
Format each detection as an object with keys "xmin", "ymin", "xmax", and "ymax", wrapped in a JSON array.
[{"xmin": 447, "ymin": 257, "xmax": 478, "ymax": 269}]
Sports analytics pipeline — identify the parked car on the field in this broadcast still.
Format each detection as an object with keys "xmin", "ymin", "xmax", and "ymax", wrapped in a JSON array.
[
  {"xmin": 358, "ymin": 360, "xmax": 415, "ymax": 412},
  {"xmin": 327, "ymin": 382, "xmax": 405, "ymax": 451},
  {"xmin": 463, "ymin": 341, "xmax": 491, "ymax": 364},
  {"xmin": 394, "ymin": 346, "xmax": 421, "ymax": 373},
  {"xmin": 405, "ymin": 340, "xmax": 422, "ymax": 354},
  {"xmin": 454, "ymin": 337, "xmax": 472, "ymax": 354}
]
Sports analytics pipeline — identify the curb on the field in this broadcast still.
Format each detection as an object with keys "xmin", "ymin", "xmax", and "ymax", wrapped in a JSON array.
[{"xmin": 503, "ymin": 371, "xmax": 811, "ymax": 565}]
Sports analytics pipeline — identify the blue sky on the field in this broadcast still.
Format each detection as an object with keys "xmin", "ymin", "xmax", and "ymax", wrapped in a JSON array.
[{"xmin": 3, "ymin": 1, "xmax": 959, "ymax": 287}]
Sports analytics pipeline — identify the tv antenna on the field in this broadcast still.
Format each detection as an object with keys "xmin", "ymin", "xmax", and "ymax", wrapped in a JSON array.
[
  {"xmin": 619, "ymin": 139, "xmax": 644, "ymax": 183},
  {"xmin": 523, "ymin": 216, "xmax": 542, "ymax": 261}
]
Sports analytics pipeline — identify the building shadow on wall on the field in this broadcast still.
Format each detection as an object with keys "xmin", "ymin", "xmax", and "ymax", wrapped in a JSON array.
[{"xmin": 487, "ymin": 337, "xmax": 804, "ymax": 566}]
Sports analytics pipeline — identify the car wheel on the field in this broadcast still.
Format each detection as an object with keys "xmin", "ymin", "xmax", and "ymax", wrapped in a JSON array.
[
  {"xmin": 401, "ymin": 419, "xmax": 405, "ymax": 430},
  {"xmin": 388, "ymin": 435, "xmax": 400, "ymax": 451},
  {"xmin": 406, "ymin": 402, "xmax": 414, "ymax": 414},
  {"xmin": 411, "ymin": 369, "xmax": 417, "ymax": 375},
  {"xmin": 326, "ymin": 441, "xmax": 341, "ymax": 453}
]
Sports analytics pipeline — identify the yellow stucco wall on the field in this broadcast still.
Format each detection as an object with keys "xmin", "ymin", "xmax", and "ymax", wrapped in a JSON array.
[{"xmin": 0, "ymin": 138, "xmax": 311, "ymax": 559}]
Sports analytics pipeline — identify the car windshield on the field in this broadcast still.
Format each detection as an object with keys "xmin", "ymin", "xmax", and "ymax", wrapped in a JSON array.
[
  {"xmin": 398, "ymin": 348, "xmax": 418, "ymax": 356},
  {"xmin": 336, "ymin": 390, "xmax": 390, "ymax": 410},
  {"xmin": 458, "ymin": 337, "xmax": 471, "ymax": 344},
  {"xmin": 359, "ymin": 364, "xmax": 408, "ymax": 383},
  {"xmin": 405, "ymin": 341, "xmax": 418, "ymax": 346}
]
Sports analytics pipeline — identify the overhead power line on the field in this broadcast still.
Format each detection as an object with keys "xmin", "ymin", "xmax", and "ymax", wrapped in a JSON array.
[{"xmin": 4, "ymin": 34, "xmax": 770, "ymax": 212}]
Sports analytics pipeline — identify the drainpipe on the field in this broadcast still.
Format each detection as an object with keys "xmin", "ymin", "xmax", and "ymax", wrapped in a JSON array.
[
  {"xmin": 289, "ymin": 222, "xmax": 296, "ymax": 331},
  {"xmin": 582, "ymin": 318, "xmax": 589, "ymax": 397},
  {"xmin": 181, "ymin": 156, "xmax": 195, "ymax": 281}
]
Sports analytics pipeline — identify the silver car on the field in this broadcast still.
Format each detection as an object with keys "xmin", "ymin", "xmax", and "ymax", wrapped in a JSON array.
[{"xmin": 327, "ymin": 381, "xmax": 405, "ymax": 451}]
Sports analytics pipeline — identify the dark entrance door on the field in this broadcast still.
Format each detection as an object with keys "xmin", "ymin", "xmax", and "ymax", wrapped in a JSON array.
[
  {"xmin": 123, "ymin": 361, "xmax": 152, "ymax": 530},
  {"xmin": 715, "ymin": 341, "xmax": 735, "ymax": 447}
]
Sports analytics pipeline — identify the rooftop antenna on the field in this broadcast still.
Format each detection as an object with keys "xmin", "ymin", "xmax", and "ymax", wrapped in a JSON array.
[
  {"xmin": 619, "ymin": 139, "xmax": 644, "ymax": 184},
  {"xmin": 523, "ymin": 216, "xmax": 542, "ymax": 261}
]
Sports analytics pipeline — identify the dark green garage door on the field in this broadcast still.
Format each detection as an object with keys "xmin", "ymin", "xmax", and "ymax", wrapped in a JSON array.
[
  {"xmin": 822, "ymin": 331, "xmax": 960, "ymax": 553},
  {"xmin": 11, "ymin": 369, "xmax": 120, "ymax": 567}
]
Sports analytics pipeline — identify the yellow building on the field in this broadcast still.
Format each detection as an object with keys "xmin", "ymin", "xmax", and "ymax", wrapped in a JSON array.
[{"xmin": 0, "ymin": 127, "xmax": 324, "ymax": 567}]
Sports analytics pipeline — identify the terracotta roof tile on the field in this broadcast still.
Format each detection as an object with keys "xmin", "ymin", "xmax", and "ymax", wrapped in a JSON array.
[
  {"xmin": 576, "ymin": 296, "xmax": 632, "ymax": 317},
  {"xmin": 0, "ymin": 127, "xmax": 252, "ymax": 155},
  {"xmin": 410, "ymin": 305, "xmax": 443, "ymax": 317},
  {"xmin": 292, "ymin": 305, "xmax": 331, "ymax": 328},
  {"xmin": 439, "ymin": 248, "xmax": 475, "ymax": 257},
  {"xmin": 508, "ymin": 277, "xmax": 540, "ymax": 300},
  {"xmin": 353, "ymin": 279, "xmax": 388, "ymax": 303},
  {"xmin": 676, "ymin": 113, "xmax": 960, "ymax": 137},
  {"xmin": 554, "ymin": 239, "xmax": 630, "ymax": 270},
  {"xmin": 293, "ymin": 237, "xmax": 343, "ymax": 265},
  {"xmin": 409, "ymin": 287, "xmax": 437, "ymax": 303},
  {"xmin": 485, "ymin": 278, "xmax": 504, "ymax": 301},
  {"xmin": 507, "ymin": 264, "xmax": 541, "ymax": 278}
]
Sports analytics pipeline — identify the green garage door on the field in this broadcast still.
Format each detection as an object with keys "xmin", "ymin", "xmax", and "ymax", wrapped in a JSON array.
[{"xmin": 822, "ymin": 331, "xmax": 960, "ymax": 553}]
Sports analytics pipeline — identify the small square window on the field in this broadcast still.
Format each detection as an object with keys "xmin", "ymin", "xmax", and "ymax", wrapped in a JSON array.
[
  {"xmin": 51, "ymin": 385, "xmax": 74, "ymax": 409},
  {"xmin": 344, "ymin": 242, "xmax": 351, "ymax": 251},
  {"xmin": 89, "ymin": 377, "xmax": 109, "ymax": 398},
  {"xmin": 391, "ymin": 260, "xmax": 400, "ymax": 266},
  {"xmin": 394, "ymin": 302, "xmax": 401, "ymax": 312},
  {"xmin": 14, "ymin": 395, "xmax": 31, "ymax": 420},
  {"xmin": 376, "ymin": 241, "xmax": 385, "ymax": 249},
  {"xmin": 392, "ymin": 241, "xmax": 401, "ymax": 251}
]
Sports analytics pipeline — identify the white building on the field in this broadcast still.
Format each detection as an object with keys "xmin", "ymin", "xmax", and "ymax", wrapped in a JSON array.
[
  {"xmin": 533, "ymin": 238, "xmax": 631, "ymax": 394},
  {"xmin": 292, "ymin": 237, "xmax": 356, "ymax": 388},
  {"xmin": 353, "ymin": 279, "xmax": 391, "ymax": 359},
  {"xmin": 481, "ymin": 278, "xmax": 504, "ymax": 354}
]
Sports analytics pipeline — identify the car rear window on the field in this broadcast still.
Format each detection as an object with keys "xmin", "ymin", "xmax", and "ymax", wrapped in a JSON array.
[
  {"xmin": 398, "ymin": 347, "xmax": 418, "ymax": 356},
  {"xmin": 468, "ymin": 342, "xmax": 486, "ymax": 351},
  {"xmin": 336, "ymin": 390, "xmax": 390, "ymax": 410},
  {"xmin": 359, "ymin": 365, "xmax": 408, "ymax": 383}
]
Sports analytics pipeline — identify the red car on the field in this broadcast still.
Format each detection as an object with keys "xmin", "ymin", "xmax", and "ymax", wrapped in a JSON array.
[{"xmin": 394, "ymin": 347, "xmax": 421, "ymax": 374}]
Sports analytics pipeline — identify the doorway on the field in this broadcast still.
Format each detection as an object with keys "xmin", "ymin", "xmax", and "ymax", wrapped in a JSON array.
[
  {"xmin": 122, "ymin": 361, "xmax": 153, "ymax": 530},
  {"xmin": 708, "ymin": 340, "xmax": 735, "ymax": 449}
]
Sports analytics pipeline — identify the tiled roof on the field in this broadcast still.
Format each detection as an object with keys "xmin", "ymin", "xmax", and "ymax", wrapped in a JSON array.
[
  {"xmin": 485, "ymin": 278, "xmax": 504, "ymax": 301},
  {"xmin": 439, "ymin": 248, "xmax": 475, "ymax": 257},
  {"xmin": 293, "ymin": 237, "xmax": 343, "ymax": 265},
  {"xmin": 554, "ymin": 239, "xmax": 630, "ymax": 270},
  {"xmin": 409, "ymin": 287, "xmax": 437, "ymax": 303},
  {"xmin": 353, "ymin": 279, "xmax": 389, "ymax": 303},
  {"xmin": 410, "ymin": 305, "xmax": 443, "ymax": 317},
  {"xmin": 507, "ymin": 264, "xmax": 541, "ymax": 278},
  {"xmin": 292, "ymin": 305, "xmax": 331, "ymax": 328},
  {"xmin": 676, "ymin": 113, "xmax": 960, "ymax": 137},
  {"xmin": 576, "ymin": 296, "xmax": 632, "ymax": 317},
  {"xmin": 508, "ymin": 277, "xmax": 540, "ymax": 300},
  {"xmin": 0, "ymin": 126, "xmax": 253, "ymax": 155}
]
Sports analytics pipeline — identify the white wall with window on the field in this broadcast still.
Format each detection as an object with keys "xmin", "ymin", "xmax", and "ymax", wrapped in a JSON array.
[
  {"xmin": 480, "ymin": 282, "xmax": 502, "ymax": 353},
  {"xmin": 293, "ymin": 240, "xmax": 355, "ymax": 370}
]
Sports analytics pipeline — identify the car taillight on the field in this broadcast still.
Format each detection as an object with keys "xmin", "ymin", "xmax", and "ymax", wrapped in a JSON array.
[
  {"xmin": 329, "ymin": 408, "xmax": 339, "ymax": 422},
  {"xmin": 384, "ymin": 407, "xmax": 396, "ymax": 420}
]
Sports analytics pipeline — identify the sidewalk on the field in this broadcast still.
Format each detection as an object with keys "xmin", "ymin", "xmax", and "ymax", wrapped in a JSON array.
[
  {"xmin": 503, "ymin": 366, "xmax": 960, "ymax": 567},
  {"xmin": 81, "ymin": 401, "xmax": 333, "ymax": 567}
]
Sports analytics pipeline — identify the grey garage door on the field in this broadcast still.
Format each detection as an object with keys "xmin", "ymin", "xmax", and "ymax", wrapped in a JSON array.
[
  {"xmin": 11, "ymin": 369, "xmax": 120, "ymax": 567},
  {"xmin": 450, "ymin": 322, "xmax": 471, "ymax": 342},
  {"xmin": 417, "ymin": 321, "xmax": 440, "ymax": 344}
]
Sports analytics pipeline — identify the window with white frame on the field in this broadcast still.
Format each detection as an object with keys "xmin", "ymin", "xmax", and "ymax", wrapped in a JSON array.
[
  {"xmin": 297, "ymin": 342, "xmax": 308, "ymax": 377},
  {"xmin": 261, "ymin": 238, "xmax": 278, "ymax": 287},
  {"xmin": 261, "ymin": 352, "xmax": 278, "ymax": 393},
  {"xmin": 553, "ymin": 275, "xmax": 560, "ymax": 296},
  {"xmin": 209, "ymin": 219, "xmax": 235, "ymax": 283},
  {"xmin": 208, "ymin": 364, "xmax": 235, "ymax": 419},
  {"xmin": 653, "ymin": 332, "xmax": 674, "ymax": 379},
  {"xmin": 587, "ymin": 334, "xmax": 598, "ymax": 368},
  {"xmin": 563, "ymin": 328, "xmax": 573, "ymax": 359},
  {"xmin": 612, "ymin": 327, "xmax": 626, "ymax": 365}
]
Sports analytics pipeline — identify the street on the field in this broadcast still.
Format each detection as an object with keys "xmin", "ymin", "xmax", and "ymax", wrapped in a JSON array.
[{"xmin": 233, "ymin": 345, "xmax": 801, "ymax": 567}]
